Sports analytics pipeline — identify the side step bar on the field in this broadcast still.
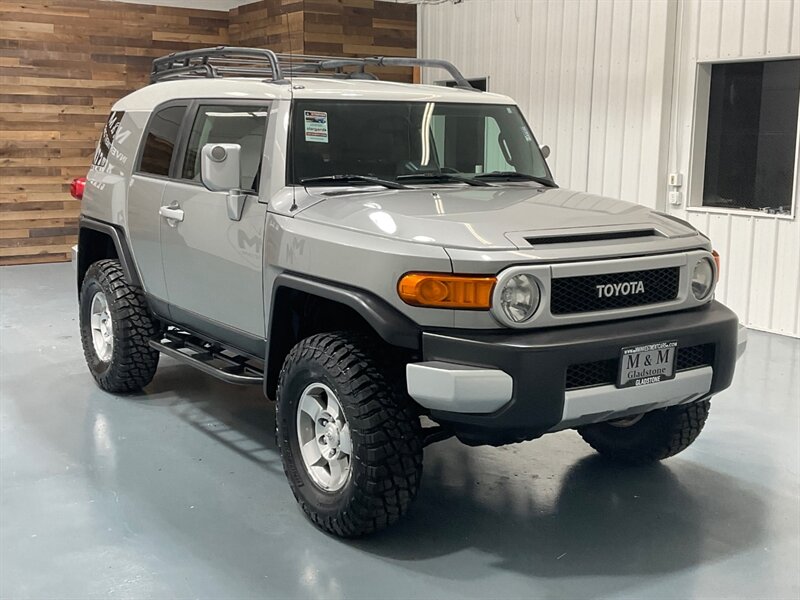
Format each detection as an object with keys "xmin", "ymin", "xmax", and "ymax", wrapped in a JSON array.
[{"xmin": 149, "ymin": 329, "xmax": 263, "ymax": 385}]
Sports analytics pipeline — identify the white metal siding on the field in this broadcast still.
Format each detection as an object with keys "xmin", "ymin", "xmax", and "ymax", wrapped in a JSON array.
[
  {"xmin": 669, "ymin": 0, "xmax": 800, "ymax": 337},
  {"xmin": 419, "ymin": 0, "xmax": 675, "ymax": 204},
  {"xmin": 419, "ymin": 0, "xmax": 596, "ymax": 191},
  {"xmin": 419, "ymin": 0, "xmax": 800, "ymax": 337}
]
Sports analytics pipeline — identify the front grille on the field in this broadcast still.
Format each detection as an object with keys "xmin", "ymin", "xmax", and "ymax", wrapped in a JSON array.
[
  {"xmin": 565, "ymin": 344, "xmax": 714, "ymax": 390},
  {"xmin": 550, "ymin": 267, "xmax": 680, "ymax": 315},
  {"xmin": 675, "ymin": 343, "xmax": 714, "ymax": 371},
  {"xmin": 565, "ymin": 358, "xmax": 617, "ymax": 390}
]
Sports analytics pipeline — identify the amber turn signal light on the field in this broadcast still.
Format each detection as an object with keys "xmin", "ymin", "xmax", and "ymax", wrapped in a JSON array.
[
  {"xmin": 712, "ymin": 249, "xmax": 721, "ymax": 275},
  {"xmin": 397, "ymin": 273, "xmax": 496, "ymax": 309}
]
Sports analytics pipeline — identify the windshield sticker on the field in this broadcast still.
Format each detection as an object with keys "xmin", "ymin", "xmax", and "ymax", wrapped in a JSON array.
[
  {"xmin": 304, "ymin": 110, "xmax": 329, "ymax": 143},
  {"xmin": 521, "ymin": 126, "xmax": 533, "ymax": 142}
]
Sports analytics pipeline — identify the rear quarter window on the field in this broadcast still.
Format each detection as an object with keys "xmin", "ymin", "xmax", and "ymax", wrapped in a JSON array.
[{"xmin": 138, "ymin": 105, "xmax": 186, "ymax": 177}]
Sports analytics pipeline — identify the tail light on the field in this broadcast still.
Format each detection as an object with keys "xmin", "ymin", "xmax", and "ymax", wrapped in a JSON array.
[{"xmin": 70, "ymin": 177, "xmax": 86, "ymax": 200}]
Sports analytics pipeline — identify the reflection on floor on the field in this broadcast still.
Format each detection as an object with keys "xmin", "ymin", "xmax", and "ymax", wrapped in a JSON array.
[{"xmin": 1, "ymin": 263, "xmax": 798, "ymax": 599}]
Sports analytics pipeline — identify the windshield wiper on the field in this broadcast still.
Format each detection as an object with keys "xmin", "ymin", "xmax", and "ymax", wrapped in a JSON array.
[
  {"xmin": 300, "ymin": 174, "xmax": 408, "ymax": 190},
  {"xmin": 473, "ymin": 171, "xmax": 557, "ymax": 187},
  {"xmin": 396, "ymin": 172, "xmax": 492, "ymax": 187}
]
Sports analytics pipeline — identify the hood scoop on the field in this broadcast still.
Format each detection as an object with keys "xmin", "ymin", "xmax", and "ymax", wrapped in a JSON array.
[{"xmin": 524, "ymin": 228, "xmax": 660, "ymax": 248}]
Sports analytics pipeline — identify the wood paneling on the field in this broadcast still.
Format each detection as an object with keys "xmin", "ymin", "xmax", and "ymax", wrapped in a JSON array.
[
  {"xmin": 0, "ymin": 0, "xmax": 417, "ymax": 265},
  {"xmin": 303, "ymin": 0, "xmax": 415, "ymax": 82},
  {"xmin": 0, "ymin": 0, "xmax": 229, "ymax": 265},
  {"xmin": 229, "ymin": 0, "xmax": 305, "ymax": 52}
]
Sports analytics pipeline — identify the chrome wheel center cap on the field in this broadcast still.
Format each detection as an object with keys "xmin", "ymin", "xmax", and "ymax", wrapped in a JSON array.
[{"xmin": 323, "ymin": 423, "xmax": 340, "ymax": 450}]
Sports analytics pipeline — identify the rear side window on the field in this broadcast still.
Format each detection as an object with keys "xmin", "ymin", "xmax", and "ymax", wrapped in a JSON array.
[
  {"xmin": 139, "ymin": 105, "xmax": 186, "ymax": 176},
  {"xmin": 181, "ymin": 104, "xmax": 269, "ymax": 191}
]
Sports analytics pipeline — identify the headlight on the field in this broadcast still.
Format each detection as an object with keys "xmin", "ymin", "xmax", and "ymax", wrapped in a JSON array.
[
  {"xmin": 499, "ymin": 274, "xmax": 540, "ymax": 323},
  {"xmin": 691, "ymin": 258, "xmax": 715, "ymax": 300}
]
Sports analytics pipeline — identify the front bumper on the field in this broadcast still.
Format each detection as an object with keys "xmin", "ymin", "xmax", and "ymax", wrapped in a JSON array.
[{"xmin": 406, "ymin": 301, "xmax": 741, "ymax": 445}]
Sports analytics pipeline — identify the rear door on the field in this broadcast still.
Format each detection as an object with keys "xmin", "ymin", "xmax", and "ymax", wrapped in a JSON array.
[
  {"xmin": 127, "ymin": 102, "xmax": 189, "ymax": 303},
  {"xmin": 159, "ymin": 101, "xmax": 271, "ymax": 342}
]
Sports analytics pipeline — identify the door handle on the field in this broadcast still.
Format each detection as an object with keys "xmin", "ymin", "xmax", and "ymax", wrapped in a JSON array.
[{"xmin": 159, "ymin": 205, "xmax": 184, "ymax": 223}]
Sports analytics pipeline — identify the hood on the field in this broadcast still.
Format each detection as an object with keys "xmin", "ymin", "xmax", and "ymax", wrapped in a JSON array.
[{"xmin": 294, "ymin": 186, "xmax": 698, "ymax": 250}]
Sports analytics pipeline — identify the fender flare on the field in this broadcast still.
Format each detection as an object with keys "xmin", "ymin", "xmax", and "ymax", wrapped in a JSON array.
[
  {"xmin": 78, "ymin": 216, "xmax": 141, "ymax": 288},
  {"xmin": 265, "ymin": 272, "xmax": 421, "ymax": 396},
  {"xmin": 269, "ymin": 272, "xmax": 421, "ymax": 350}
]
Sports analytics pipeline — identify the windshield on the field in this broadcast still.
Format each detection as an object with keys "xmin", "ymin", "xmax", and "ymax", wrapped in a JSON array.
[{"xmin": 288, "ymin": 100, "xmax": 553, "ymax": 186}]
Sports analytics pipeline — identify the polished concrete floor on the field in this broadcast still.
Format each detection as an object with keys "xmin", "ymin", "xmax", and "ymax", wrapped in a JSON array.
[{"xmin": 1, "ymin": 262, "xmax": 799, "ymax": 600}]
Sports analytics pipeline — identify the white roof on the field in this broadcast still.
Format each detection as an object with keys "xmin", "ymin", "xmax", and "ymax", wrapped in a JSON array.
[{"xmin": 113, "ymin": 76, "xmax": 515, "ymax": 111}]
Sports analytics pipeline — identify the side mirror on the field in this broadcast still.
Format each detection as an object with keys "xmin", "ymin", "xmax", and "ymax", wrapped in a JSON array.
[
  {"xmin": 200, "ymin": 143, "xmax": 249, "ymax": 221},
  {"xmin": 540, "ymin": 144, "xmax": 551, "ymax": 159},
  {"xmin": 201, "ymin": 143, "xmax": 241, "ymax": 192}
]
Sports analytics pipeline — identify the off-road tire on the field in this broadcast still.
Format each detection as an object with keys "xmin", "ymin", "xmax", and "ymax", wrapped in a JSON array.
[
  {"xmin": 276, "ymin": 332, "xmax": 423, "ymax": 537},
  {"xmin": 79, "ymin": 259, "xmax": 160, "ymax": 393},
  {"xmin": 577, "ymin": 400, "xmax": 711, "ymax": 465}
]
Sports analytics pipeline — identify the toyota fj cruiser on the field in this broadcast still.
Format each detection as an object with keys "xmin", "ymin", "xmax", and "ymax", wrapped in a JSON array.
[{"xmin": 73, "ymin": 47, "xmax": 747, "ymax": 537}]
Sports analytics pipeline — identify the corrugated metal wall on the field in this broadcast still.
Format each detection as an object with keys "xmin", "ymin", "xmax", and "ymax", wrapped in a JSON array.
[
  {"xmin": 668, "ymin": 0, "xmax": 800, "ymax": 337},
  {"xmin": 418, "ymin": 0, "xmax": 675, "ymax": 205},
  {"xmin": 419, "ymin": 0, "xmax": 800, "ymax": 337}
]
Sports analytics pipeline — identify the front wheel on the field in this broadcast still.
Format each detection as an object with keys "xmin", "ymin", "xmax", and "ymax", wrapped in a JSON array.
[
  {"xmin": 276, "ymin": 333, "xmax": 423, "ymax": 537},
  {"xmin": 577, "ymin": 400, "xmax": 711, "ymax": 465}
]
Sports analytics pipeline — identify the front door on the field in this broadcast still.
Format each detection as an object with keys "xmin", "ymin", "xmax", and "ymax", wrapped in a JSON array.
[{"xmin": 160, "ymin": 101, "xmax": 271, "ymax": 340}]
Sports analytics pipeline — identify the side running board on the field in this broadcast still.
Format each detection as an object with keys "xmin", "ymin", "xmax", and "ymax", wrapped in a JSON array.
[{"xmin": 149, "ymin": 329, "xmax": 263, "ymax": 385}]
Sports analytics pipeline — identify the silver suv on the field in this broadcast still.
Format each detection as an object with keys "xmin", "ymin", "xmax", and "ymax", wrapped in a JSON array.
[{"xmin": 73, "ymin": 47, "xmax": 746, "ymax": 537}]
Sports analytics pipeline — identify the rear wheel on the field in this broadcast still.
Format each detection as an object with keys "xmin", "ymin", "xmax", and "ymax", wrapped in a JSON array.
[
  {"xmin": 79, "ymin": 259, "xmax": 160, "ymax": 393},
  {"xmin": 276, "ymin": 332, "xmax": 423, "ymax": 537},
  {"xmin": 577, "ymin": 400, "xmax": 711, "ymax": 465}
]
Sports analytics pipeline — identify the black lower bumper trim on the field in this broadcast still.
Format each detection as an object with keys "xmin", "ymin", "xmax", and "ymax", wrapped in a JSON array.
[{"xmin": 420, "ymin": 301, "xmax": 739, "ymax": 445}]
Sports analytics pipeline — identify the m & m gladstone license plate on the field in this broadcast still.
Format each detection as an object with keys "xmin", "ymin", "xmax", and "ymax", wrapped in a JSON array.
[{"xmin": 617, "ymin": 341, "xmax": 678, "ymax": 388}]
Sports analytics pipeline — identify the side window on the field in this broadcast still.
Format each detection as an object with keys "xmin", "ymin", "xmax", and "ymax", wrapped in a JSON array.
[
  {"xmin": 139, "ymin": 105, "xmax": 186, "ymax": 177},
  {"xmin": 430, "ymin": 114, "xmax": 515, "ymax": 173},
  {"xmin": 483, "ymin": 117, "xmax": 515, "ymax": 172},
  {"xmin": 431, "ymin": 113, "xmax": 486, "ymax": 173},
  {"xmin": 181, "ymin": 104, "xmax": 269, "ymax": 191}
]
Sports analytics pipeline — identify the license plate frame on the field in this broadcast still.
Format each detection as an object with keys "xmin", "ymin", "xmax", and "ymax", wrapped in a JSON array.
[{"xmin": 617, "ymin": 340, "xmax": 678, "ymax": 388}]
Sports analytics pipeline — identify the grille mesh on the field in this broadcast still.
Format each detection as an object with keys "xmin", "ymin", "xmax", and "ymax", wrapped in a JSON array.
[
  {"xmin": 551, "ymin": 267, "xmax": 680, "ymax": 315},
  {"xmin": 565, "ymin": 344, "xmax": 714, "ymax": 390},
  {"xmin": 675, "ymin": 343, "xmax": 714, "ymax": 371},
  {"xmin": 565, "ymin": 358, "xmax": 617, "ymax": 390}
]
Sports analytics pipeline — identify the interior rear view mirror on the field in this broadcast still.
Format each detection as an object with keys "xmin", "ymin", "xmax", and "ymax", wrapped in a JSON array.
[{"xmin": 201, "ymin": 143, "xmax": 241, "ymax": 192}]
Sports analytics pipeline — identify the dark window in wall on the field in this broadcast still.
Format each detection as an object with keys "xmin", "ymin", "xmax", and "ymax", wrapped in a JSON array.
[
  {"xmin": 703, "ymin": 59, "xmax": 800, "ymax": 214},
  {"xmin": 139, "ymin": 105, "xmax": 186, "ymax": 176}
]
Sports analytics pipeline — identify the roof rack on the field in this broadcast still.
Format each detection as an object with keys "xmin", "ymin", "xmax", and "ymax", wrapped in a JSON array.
[{"xmin": 149, "ymin": 46, "xmax": 478, "ymax": 90}]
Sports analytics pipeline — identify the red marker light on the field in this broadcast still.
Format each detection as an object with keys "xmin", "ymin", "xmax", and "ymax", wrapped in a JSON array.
[{"xmin": 70, "ymin": 177, "xmax": 86, "ymax": 200}]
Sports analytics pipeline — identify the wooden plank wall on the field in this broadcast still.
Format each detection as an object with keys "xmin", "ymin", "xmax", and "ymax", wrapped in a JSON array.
[
  {"xmin": 0, "ymin": 0, "xmax": 416, "ymax": 266},
  {"xmin": 0, "ymin": 0, "xmax": 229, "ymax": 265},
  {"xmin": 229, "ymin": 0, "xmax": 305, "ymax": 52},
  {"xmin": 302, "ymin": 0, "xmax": 416, "ymax": 82}
]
